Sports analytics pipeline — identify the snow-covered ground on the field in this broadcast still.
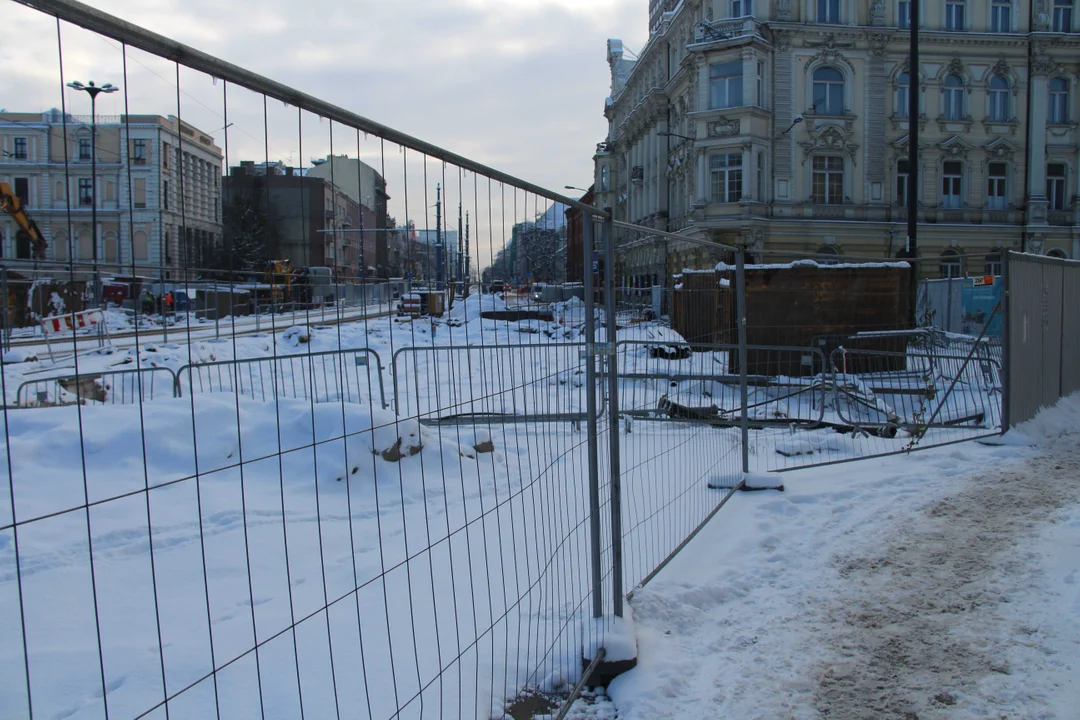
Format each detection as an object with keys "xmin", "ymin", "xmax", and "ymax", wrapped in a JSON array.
[
  {"xmin": 604, "ymin": 394, "xmax": 1080, "ymax": 719},
  {"xmin": 0, "ymin": 295, "xmax": 1014, "ymax": 719}
]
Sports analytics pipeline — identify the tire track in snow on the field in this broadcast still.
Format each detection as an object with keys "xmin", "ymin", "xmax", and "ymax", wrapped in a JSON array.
[{"xmin": 813, "ymin": 433, "xmax": 1080, "ymax": 719}]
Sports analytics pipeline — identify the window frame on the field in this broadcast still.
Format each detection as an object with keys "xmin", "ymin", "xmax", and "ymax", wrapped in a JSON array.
[
  {"xmin": 896, "ymin": 72, "xmax": 911, "ymax": 118},
  {"xmin": 812, "ymin": 66, "xmax": 845, "ymax": 116},
  {"xmin": 1047, "ymin": 163, "xmax": 1067, "ymax": 210},
  {"xmin": 1048, "ymin": 77, "xmax": 1069, "ymax": 124},
  {"xmin": 896, "ymin": 159, "xmax": 910, "ymax": 207},
  {"xmin": 78, "ymin": 178, "xmax": 93, "ymax": 206},
  {"xmin": 731, "ymin": 0, "xmax": 752, "ymax": 17},
  {"xmin": 945, "ymin": 0, "xmax": 966, "ymax": 31},
  {"xmin": 898, "ymin": 0, "xmax": 911, "ymax": 28},
  {"xmin": 133, "ymin": 138, "xmax": 147, "ymax": 164},
  {"xmin": 941, "ymin": 160, "xmax": 964, "ymax": 209},
  {"xmin": 13, "ymin": 137, "xmax": 28, "ymax": 160},
  {"xmin": 940, "ymin": 250, "xmax": 963, "ymax": 279},
  {"xmin": 990, "ymin": 0, "xmax": 1011, "ymax": 32},
  {"xmin": 1052, "ymin": 0, "xmax": 1073, "ymax": 32},
  {"xmin": 987, "ymin": 75, "xmax": 1010, "ymax": 122},
  {"xmin": 710, "ymin": 60, "xmax": 744, "ymax": 110},
  {"xmin": 818, "ymin": 0, "xmax": 841, "ymax": 23},
  {"xmin": 942, "ymin": 74, "xmax": 966, "ymax": 121},
  {"xmin": 811, "ymin": 155, "xmax": 845, "ymax": 205},
  {"xmin": 709, "ymin": 152, "xmax": 744, "ymax": 204},
  {"xmin": 986, "ymin": 162, "xmax": 1008, "ymax": 210},
  {"xmin": 78, "ymin": 136, "xmax": 92, "ymax": 161},
  {"xmin": 985, "ymin": 252, "xmax": 1003, "ymax": 276}
]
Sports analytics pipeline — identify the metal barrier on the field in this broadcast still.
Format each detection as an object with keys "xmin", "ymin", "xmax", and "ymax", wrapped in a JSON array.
[
  {"xmin": 391, "ymin": 342, "xmax": 593, "ymax": 423},
  {"xmin": 178, "ymin": 347, "xmax": 387, "ymax": 408},
  {"xmin": 15, "ymin": 366, "xmax": 179, "ymax": 407}
]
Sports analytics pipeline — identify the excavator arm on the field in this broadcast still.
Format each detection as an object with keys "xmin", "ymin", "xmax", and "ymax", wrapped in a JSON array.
[{"xmin": 0, "ymin": 181, "xmax": 47, "ymax": 260}]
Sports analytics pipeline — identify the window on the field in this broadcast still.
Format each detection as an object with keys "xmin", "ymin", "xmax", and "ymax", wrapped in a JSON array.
[
  {"xmin": 163, "ymin": 180, "xmax": 169, "ymax": 210},
  {"xmin": 133, "ymin": 139, "xmax": 147, "ymax": 164},
  {"xmin": 990, "ymin": 0, "xmax": 1011, "ymax": 32},
  {"xmin": 946, "ymin": 0, "xmax": 965, "ymax": 30},
  {"xmin": 134, "ymin": 230, "xmax": 149, "ymax": 262},
  {"xmin": 1049, "ymin": 78, "xmax": 1069, "ymax": 124},
  {"xmin": 78, "ymin": 137, "xmax": 92, "ymax": 160},
  {"xmin": 942, "ymin": 161, "xmax": 963, "ymax": 208},
  {"xmin": 78, "ymin": 178, "xmax": 93, "ymax": 206},
  {"xmin": 134, "ymin": 177, "xmax": 147, "ymax": 208},
  {"xmin": 731, "ymin": 0, "xmax": 752, "ymax": 16},
  {"xmin": 941, "ymin": 250, "xmax": 963, "ymax": 278},
  {"xmin": 1047, "ymin": 163, "xmax": 1067, "ymax": 210},
  {"xmin": 899, "ymin": 0, "xmax": 911, "ymax": 27},
  {"xmin": 896, "ymin": 159, "xmax": 910, "ymax": 206},
  {"xmin": 1053, "ymin": 0, "xmax": 1073, "ymax": 32},
  {"xmin": 896, "ymin": 72, "xmax": 910, "ymax": 118},
  {"xmin": 812, "ymin": 67, "xmax": 844, "ymax": 115},
  {"xmin": 14, "ymin": 178, "xmax": 29, "ymax": 205},
  {"xmin": 55, "ymin": 180, "xmax": 65, "ymax": 200},
  {"xmin": 817, "ymin": 246, "xmax": 840, "ymax": 265},
  {"xmin": 988, "ymin": 75, "xmax": 1010, "ymax": 121},
  {"xmin": 757, "ymin": 61, "xmax": 765, "ymax": 106},
  {"xmin": 54, "ymin": 231, "xmax": 67, "ymax": 261},
  {"xmin": 756, "ymin": 151, "xmax": 765, "ymax": 200},
  {"xmin": 943, "ymin": 74, "xmax": 965, "ymax": 120},
  {"xmin": 710, "ymin": 61, "xmax": 743, "ymax": 109},
  {"xmin": 13, "ymin": 137, "xmax": 28, "ymax": 160},
  {"xmin": 1047, "ymin": 248, "xmax": 1069, "ymax": 258},
  {"xmin": 162, "ymin": 142, "xmax": 170, "ymax": 169},
  {"xmin": 812, "ymin": 155, "xmax": 844, "ymax": 204},
  {"xmin": 600, "ymin": 164, "xmax": 610, "ymax": 192},
  {"xmin": 985, "ymin": 253, "xmax": 1002, "ymax": 275},
  {"xmin": 710, "ymin": 153, "xmax": 743, "ymax": 203},
  {"xmin": 986, "ymin": 162, "xmax": 1007, "ymax": 209},
  {"xmin": 818, "ymin": 0, "xmax": 840, "ymax": 23}
]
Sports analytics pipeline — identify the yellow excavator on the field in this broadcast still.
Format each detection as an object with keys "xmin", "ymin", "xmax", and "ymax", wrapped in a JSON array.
[{"xmin": 0, "ymin": 181, "xmax": 47, "ymax": 260}]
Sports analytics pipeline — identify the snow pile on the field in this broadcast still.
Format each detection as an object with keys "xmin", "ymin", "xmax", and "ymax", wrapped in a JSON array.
[
  {"xmin": 552, "ymin": 296, "xmax": 586, "ymax": 325},
  {"xmin": 715, "ymin": 259, "xmax": 911, "ymax": 271},
  {"xmin": 583, "ymin": 608, "xmax": 637, "ymax": 664},
  {"xmin": 448, "ymin": 292, "xmax": 507, "ymax": 323}
]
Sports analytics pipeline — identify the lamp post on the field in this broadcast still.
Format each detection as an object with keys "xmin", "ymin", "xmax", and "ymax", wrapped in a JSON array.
[
  {"xmin": 564, "ymin": 185, "xmax": 590, "ymax": 193},
  {"xmin": 66, "ymin": 80, "xmax": 118, "ymax": 307}
]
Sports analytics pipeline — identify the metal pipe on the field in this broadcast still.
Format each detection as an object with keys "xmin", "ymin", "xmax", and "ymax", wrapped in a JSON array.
[
  {"xmin": 603, "ymin": 211, "xmax": 624, "ymax": 617},
  {"xmin": 16, "ymin": 0, "xmax": 602, "ymax": 219},
  {"xmin": 583, "ymin": 215, "xmax": 602, "ymax": 620},
  {"xmin": 736, "ymin": 247, "xmax": 750, "ymax": 475}
]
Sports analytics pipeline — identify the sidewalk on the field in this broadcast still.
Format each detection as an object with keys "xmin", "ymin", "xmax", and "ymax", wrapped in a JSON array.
[{"xmin": 601, "ymin": 396, "xmax": 1080, "ymax": 719}]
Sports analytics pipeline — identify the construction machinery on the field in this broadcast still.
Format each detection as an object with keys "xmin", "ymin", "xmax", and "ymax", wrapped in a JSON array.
[
  {"xmin": 264, "ymin": 259, "xmax": 292, "ymax": 304},
  {"xmin": 0, "ymin": 182, "xmax": 47, "ymax": 260}
]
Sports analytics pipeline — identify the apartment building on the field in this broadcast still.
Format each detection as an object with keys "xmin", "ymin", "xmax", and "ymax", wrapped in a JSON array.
[
  {"xmin": 598, "ymin": 0, "xmax": 1080, "ymax": 280},
  {"xmin": 0, "ymin": 109, "xmax": 222, "ymax": 277}
]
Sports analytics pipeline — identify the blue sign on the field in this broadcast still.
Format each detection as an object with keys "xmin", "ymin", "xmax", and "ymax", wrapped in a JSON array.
[{"xmin": 960, "ymin": 276, "xmax": 1002, "ymax": 337}]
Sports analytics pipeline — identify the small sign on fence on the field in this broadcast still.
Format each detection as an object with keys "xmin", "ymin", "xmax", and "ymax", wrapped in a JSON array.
[{"xmin": 39, "ymin": 309, "xmax": 109, "ymax": 360}]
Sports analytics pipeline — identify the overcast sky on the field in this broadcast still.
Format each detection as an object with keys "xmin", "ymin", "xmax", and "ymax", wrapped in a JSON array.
[{"xmin": 6, "ymin": 0, "xmax": 648, "ymax": 246}]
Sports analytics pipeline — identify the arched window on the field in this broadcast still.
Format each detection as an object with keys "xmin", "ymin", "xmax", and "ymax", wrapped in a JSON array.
[
  {"xmin": 1049, "ymin": 77, "xmax": 1069, "ymax": 124},
  {"xmin": 54, "ymin": 180, "xmax": 65, "ymax": 201},
  {"xmin": 896, "ymin": 72, "xmax": 911, "ymax": 118},
  {"xmin": 600, "ymin": 163, "xmax": 610, "ymax": 192},
  {"xmin": 817, "ymin": 245, "xmax": 840, "ymax": 265},
  {"xmin": 988, "ymin": 75, "xmax": 1010, "ymax": 121},
  {"xmin": 940, "ymin": 249, "xmax": 963, "ymax": 278},
  {"xmin": 1046, "ymin": 247, "xmax": 1069, "ymax": 259},
  {"xmin": 812, "ymin": 67, "xmax": 845, "ymax": 115},
  {"xmin": 943, "ymin": 74, "xmax": 965, "ymax": 120}
]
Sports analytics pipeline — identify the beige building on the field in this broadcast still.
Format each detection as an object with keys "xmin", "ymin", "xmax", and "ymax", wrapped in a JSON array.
[
  {"xmin": 0, "ymin": 110, "xmax": 222, "ymax": 278},
  {"xmin": 598, "ymin": 0, "xmax": 1080, "ymax": 281}
]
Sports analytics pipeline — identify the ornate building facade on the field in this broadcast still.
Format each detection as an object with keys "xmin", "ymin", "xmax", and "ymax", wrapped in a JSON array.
[{"xmin": 597, "ymin": 0, "xmax": 1080, "ymax": 281}]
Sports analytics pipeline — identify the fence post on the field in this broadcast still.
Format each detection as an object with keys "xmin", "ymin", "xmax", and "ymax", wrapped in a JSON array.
[
  {"xmin": 2, "ymin": 266, "xmax": 9, "ymax": 353},
  {"xmin": 1001, "ymin": 250, "xmax": 1011, "ymax": 430},
  {"xmin": 583, "ymin": 214, "xmax": 603, "ymax": 621},
  {"xmin": 736, "ymin": 247, "xmax": 750, "ymax": 475},
  {"xmin": 603, "ymin": 209, "xmax": 624, "ymax": 618}
]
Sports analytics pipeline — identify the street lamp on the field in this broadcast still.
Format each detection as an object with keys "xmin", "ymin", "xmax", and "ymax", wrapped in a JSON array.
[
  {"xmin": 780, "ymin": 114, "xmax": 804, "ymax": 135},
  {"xmin": 66, "ymin": 80, "xmax": 118, "ymax": 307},
  {"xmin": 564, "ymin": 185, "xmax": 590, "ymax": 193}
]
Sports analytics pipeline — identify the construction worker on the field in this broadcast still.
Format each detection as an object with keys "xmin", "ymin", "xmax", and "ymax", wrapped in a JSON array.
[{"xmin": 141, "ymin": 290, "xmax": 154, "ymax": 315}]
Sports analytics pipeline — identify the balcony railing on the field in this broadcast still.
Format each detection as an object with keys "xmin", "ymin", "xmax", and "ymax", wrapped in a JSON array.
[
  {"xmin": 1048, "ymin": 210, "xmax": 1074, "ymax": 226},
  {"xmin": 693, "ymin": 17, "xmax": 760, "ymax": 43}
]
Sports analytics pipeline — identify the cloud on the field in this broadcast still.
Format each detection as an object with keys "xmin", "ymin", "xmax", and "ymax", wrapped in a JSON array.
[{"xmin": 5, "ymin": 0, "xmax": 647, "ymax": 252}]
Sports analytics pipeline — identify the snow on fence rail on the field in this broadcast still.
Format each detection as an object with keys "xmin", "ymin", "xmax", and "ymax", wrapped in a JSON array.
[{"xmin": 15, "ymin": 366, "xmax": 178, "ymax": 407}]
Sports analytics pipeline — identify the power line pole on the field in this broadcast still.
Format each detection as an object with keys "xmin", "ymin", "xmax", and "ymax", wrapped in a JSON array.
[
  {"xmin": 905, "ymin": 0, "xmax": 920, "ymax": 320},
  {"xmin": 435, "ymin": 183, "xmax": 443, "ymax": 289}
]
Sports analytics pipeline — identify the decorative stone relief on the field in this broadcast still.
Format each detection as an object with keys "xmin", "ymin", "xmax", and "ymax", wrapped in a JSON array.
[
  {"xmin": 774, "ymin": 0, "xmax": 791, "ymax": 22},
  {"xmin": 868, "ymin": 34, "xmax": 888, "ymax": 56},
  {"xmin": 871, "ymin": 0, "xmax": 887, "ymax": 26},
  {"xmin": 773, "ymin": 29, "xmax": 792, "ymax": 52},
  {"xmin": 708, "ymin": 118, "xmax": 741, "ymax": 137},
  {"xmin": 1029, "ymin": 234, "xmax": 1045, "ymax": 254}
]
